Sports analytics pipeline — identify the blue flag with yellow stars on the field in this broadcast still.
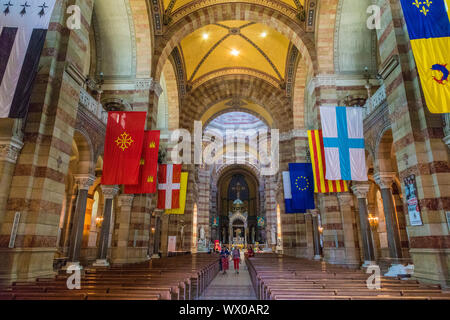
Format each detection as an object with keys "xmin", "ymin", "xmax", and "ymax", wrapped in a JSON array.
[
  {"xmin": 288, "ymin": 163, "xmax": 315, "ymax": 212},
  {"xmin": 400, "ymin": 0, "xmax": 450, "ymax": 113}
]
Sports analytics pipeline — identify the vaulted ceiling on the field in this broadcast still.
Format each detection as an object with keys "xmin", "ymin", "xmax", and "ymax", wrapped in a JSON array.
[{"xmin": 180, "ymin": 21, "xmax": 291, "ymax": 86}]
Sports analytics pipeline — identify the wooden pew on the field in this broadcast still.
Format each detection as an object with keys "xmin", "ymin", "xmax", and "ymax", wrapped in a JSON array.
[{"xmin": 246, "ymin": 254, "xmax": 449, "ymax": 300}]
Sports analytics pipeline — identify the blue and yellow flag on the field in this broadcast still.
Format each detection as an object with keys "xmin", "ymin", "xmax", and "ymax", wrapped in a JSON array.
[{"xmin": 400, "ymin": 0, "xmax": 450, "ymax": 113}]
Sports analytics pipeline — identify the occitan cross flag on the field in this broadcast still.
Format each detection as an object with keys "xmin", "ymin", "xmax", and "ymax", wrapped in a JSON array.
[{"xmin": 101, "ymin": 112, "xmax": 147, "ymax": 185}]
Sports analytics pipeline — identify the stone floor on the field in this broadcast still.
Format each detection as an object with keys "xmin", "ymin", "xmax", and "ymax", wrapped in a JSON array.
[{"xmin": 199, "ymin": 260, "xmax": 257, "ymax": 300}]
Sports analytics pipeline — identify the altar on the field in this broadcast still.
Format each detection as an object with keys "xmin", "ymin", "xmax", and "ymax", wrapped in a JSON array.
[{"xmin": 228, "ymin": 198, "xmax": 248, "ymax": 245}]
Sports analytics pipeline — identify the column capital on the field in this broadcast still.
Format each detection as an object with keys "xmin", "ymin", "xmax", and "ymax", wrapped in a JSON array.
[
  {"xmin": 351, "ymin": 182, "xmax": 370, "ymax": 199},
  {"xmin": 337, "ymin": 192, "xmax": 354, "ymax": 206},
  {"xmin": 74, "ymin": 174, "xmax": 96, "ymax": 190},
  {"xmin": 373, "ymin": 172, "xmax": 396, "ymax": 189},
  {"xmin": 0, "ymin": 136, "xmax": 24, "ymax": 164},
  {"xmin": 101, "ymin": 185, "xmax": 119, "ymax": 199},
  {"xmin": 308, "ymin": 209, "xmax": 319, "ymax": 217},
  {"xmin": 118, "ymin": 194, "xmax": 134, "ymax": 207}
]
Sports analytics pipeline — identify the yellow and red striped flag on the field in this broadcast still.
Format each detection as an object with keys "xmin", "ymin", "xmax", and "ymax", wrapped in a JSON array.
[{"xmin": 307, "ymin": 130, "xmax": 349, "ymax": 193}]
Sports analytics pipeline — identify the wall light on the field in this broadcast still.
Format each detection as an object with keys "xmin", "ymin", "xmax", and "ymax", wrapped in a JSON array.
[
  {"xmin": 368, "ymin": 214, "xmax": 379, "ymax": 229},
  {"xmin": 95, "ymin": 217, "xmax": 104, "ymax": 227},
  {"xmin": 202, "ymin": 33, "xmax": 209, "ymax": 40},
  {"xmin": 231, "ymin": 49, "xmax": 240, "ymax": 56}
]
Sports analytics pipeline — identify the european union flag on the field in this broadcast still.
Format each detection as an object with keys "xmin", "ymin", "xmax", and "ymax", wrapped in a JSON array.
[
  {"xmin": 289, "ymin": 163, "xmax": 315, "ymax": 212},
  {"xmin": 282, "ymin": 171, "xmax": 305, "ymax": 213}
]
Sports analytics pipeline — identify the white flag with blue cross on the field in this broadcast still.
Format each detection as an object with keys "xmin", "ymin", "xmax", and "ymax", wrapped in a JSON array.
[{"xmin": 319, "ymin": 106, "xmax": 368, "ymax": 181}]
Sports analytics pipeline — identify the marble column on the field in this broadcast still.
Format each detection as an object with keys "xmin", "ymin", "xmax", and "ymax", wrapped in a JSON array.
[
  {"xmin": 310, "ymin": 209, "xmax": 322, "ymax": 260},
  {"xmin": 351, "ymin": 182, "xmax": 376, "ymax": 266},
  {"xmin": 111, "ymin": 194, "xmax": 134, "ymax": 264},
  {"xmin": 152, "ymin": 214, "xmax": 162, "ymax": 257},
  {"xmin": 66, "ymin": 174, "xmax": 95, "ymax": 268},
  {"xmin": 374, "ymin": 172, "xmax": 403, "ymax": 260},
  {"xmin": 337, "ymin": 193, "xmax": 361, "ymax": 267},
  {"xmin": 93, "ymin": 185, "xmax": 119, "ymax": 267}
]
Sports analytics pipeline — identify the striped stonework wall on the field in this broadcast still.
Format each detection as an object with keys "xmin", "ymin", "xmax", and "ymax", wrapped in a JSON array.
[
  {"xmin": 319, "ymin": 194, "xmax": 346, "ymax": 264},
  {"xmin": 111, "ymin": 194, "xmax": 134, "ymax": 264},
  {"xmin": 392, "ymin": 182, "xmax": 410, "ymax": 258},
  {"xmin": 337, "ymin": 193, "xmax": 361, "ymax": 267},
  {"xmin": 127, "ymin": 194, "xmax": 151, "ymax": 263},
  {"xmin": 263, "ymin": 176, "xmax": 278, "ymax": 247},
  {"xmin": 197, "ymin": 168, "xmax": 211, "ymax": 246},
  {"xmin": 374, "ymin": 0, "xmax": 450, "ymax": 285},
  {"xmin": 0, "ymin": 0, "xmax": 95, "ymax": 283}
]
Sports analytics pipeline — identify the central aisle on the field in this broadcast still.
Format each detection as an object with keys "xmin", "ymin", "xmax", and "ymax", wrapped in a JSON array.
[{"xmin": 199, "ymin": 260, "xmax": 257, "ymax": 300}]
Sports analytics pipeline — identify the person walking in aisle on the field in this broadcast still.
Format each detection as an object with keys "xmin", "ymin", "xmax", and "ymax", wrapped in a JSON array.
[
  {"xmin": 232, "ymin": 247, "xmax": 240, "ymax": 274},
  {"xmin": 220, "ymin": 246, "xmax": 230, "ymax": 274}
]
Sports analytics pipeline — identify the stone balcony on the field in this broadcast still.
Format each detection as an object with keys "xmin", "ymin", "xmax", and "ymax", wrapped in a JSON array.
[{"xmin": 78, "ymin": 88, "xmax": 107, "ymax": 125}]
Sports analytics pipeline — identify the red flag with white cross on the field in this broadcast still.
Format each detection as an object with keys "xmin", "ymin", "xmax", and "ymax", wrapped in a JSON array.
[{"xmin": 157, "ymin": 164, "xmax": 182, "ymax": 209}]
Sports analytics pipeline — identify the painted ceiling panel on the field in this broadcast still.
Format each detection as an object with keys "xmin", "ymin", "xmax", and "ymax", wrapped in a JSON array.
[
  {"xmin": 240, "ymin": 24, "xmax": 290, "ymax": 79},
  {"xmin": 193, "ymin": 35, "xmax": 280, "ymax": 80},
  {"xmin": 181, "ymin": 24, "xmax": 229, "ymax": 80},
  {"xmin": 180, "ymin": 21, "xmax": 290, "ymax": 82}
]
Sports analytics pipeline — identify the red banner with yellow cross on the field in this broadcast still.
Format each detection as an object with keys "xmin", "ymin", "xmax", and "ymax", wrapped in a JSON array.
[{"xmin": 101, "ymin": 111, "xmax": 147, "ymax": 185}]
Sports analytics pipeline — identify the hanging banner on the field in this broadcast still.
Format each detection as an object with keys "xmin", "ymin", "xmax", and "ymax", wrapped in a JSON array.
[
  {"xmin": 399, "ymin": 0, "xmax": 450, "ymax": 113},
  {"xmin": 211, "ymin": 216, "xmax": 219, "ymax": 227},
  {"xmin": 404, "ymin": 174, "xmax": 423, "ymax": 226},
  {"xmin": 0, "ymin": 0, "xmax": 58, "ymax": 118},
  {"xmin": 102, "ymin": 112, "xmax": 147, "ymax": 185},
  {"xmin": 257, "ymin": 216, "xmax": 266, "ymax": 228}
]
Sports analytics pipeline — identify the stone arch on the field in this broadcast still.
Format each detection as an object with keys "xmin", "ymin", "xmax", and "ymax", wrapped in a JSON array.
[
  {"xmin": 156, "ymin": 72, "xmax": 169, "ymax": 131},
  {"xmin": 292, "ymin": 57, "xmax": 308, "ymax": 129},
  {"xmin": 315, "ymin": 0, "xmax": 339, "ymax": 73},
  {"xmin": 181, "ymin": 75, "xmax": 291, "ymax": 131},
  {"xmin": 162, "ymin": 59, "xmax": 180, "ymax": 130},
  {"xmin": 153, "ymin": 2, "xmax": 317, "ymax": 82},
  {"xmin": 202, "ymin": 108, "xmax": 271, "ymax": 130},
  {"xmin": 73, "ymin": 130, "xmax": 94, "ymax": 175},
  {"xmin": 375, "ymin": 128, "xmax": 397, "ymax": 173},
  {"xmin": 213, "ymin": 163, "xmax": 261, "ymax": 187}
]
